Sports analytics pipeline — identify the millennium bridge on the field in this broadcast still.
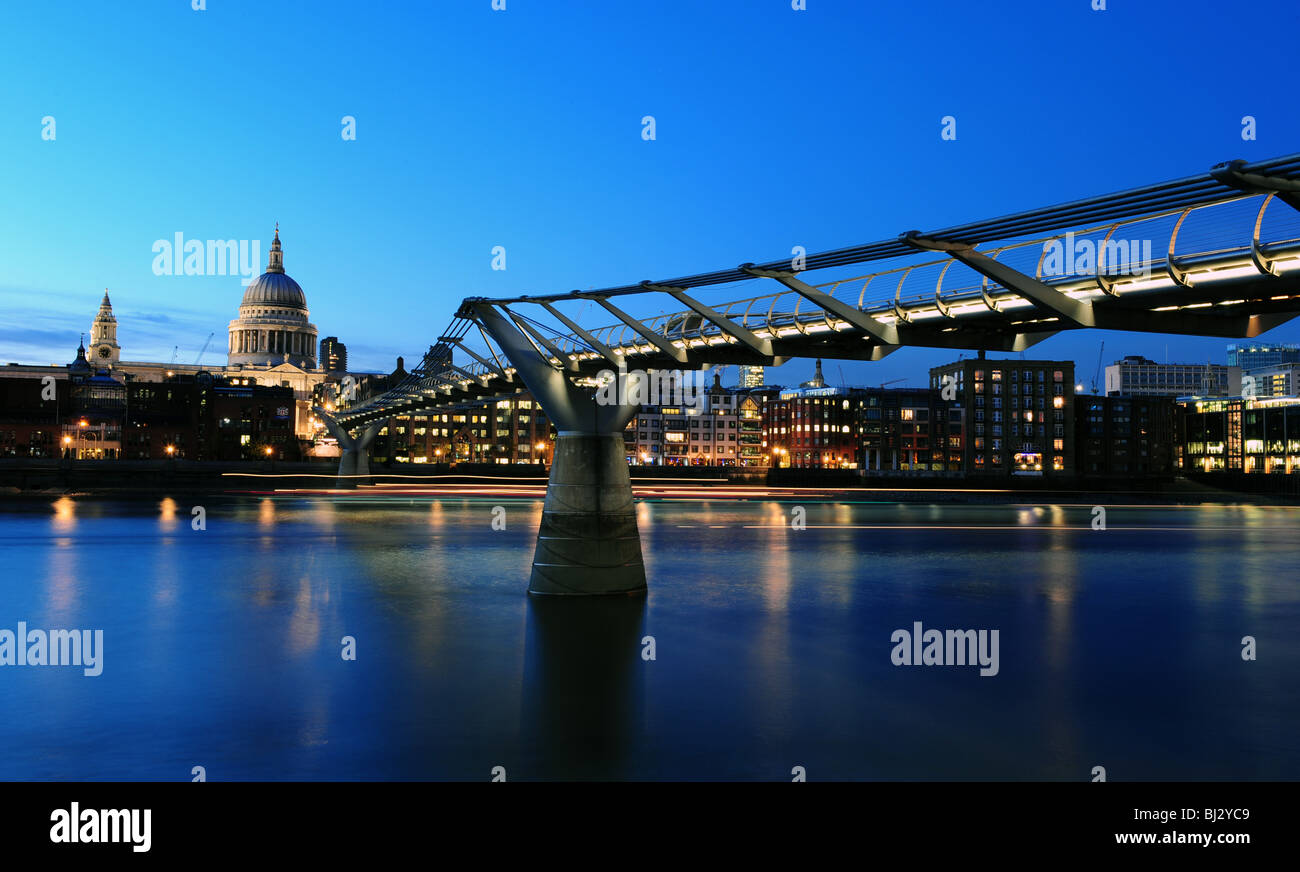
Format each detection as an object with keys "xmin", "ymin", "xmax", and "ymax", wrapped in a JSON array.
[{"xmin": 318, "ymin": 154, "xmax": 1300, "ymax": 596}]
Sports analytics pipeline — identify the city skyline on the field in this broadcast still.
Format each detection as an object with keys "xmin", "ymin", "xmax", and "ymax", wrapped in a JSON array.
[{"xmin": 7, "ymin": 243, "xmax": 1296, "ymax": 387}]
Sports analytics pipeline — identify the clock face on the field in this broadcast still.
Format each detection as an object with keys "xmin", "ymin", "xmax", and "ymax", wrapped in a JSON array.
[{"xmin": 97, "ymin": 346, "xmax": 111, "ymax": 359}]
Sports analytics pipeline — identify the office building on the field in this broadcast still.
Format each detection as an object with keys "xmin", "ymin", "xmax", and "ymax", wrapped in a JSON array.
[
  {"xmin": 1227, "ymin": 343, "xmax": 1300, "ymax": 372},
  {"xmin": 930, "ymin": 358, "xmax": 1075, "ymax": 476},
  {"xmin": 1104, "ymin": 355, "xmax": 1240, "ymax": 398}
]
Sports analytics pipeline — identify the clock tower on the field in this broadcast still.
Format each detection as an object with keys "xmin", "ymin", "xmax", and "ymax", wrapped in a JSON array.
[{"xmin": 89, "ymin": 290, "xmax": 120, "ymax": 367}]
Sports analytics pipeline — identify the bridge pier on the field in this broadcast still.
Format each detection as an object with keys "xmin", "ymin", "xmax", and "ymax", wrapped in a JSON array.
[
  {"xmin": 531, "ymin": 432, "xmax": 645, "ymax": 596},
  {"xmin": 471, "ymin": 303, "xmax": 647, "ymax": 596},
  {"xmin": 315, "ymin": 410, "xmax": 382, "ymax": 489}
]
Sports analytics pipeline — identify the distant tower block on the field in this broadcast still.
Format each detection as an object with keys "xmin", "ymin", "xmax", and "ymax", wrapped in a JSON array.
[
  {"xmin": 320, "ymin": 336, "xmax": 348, "ymax": 373},
  {"xmin": 737, "ymin": 365, "xmax": 765, "ymax": 388}
]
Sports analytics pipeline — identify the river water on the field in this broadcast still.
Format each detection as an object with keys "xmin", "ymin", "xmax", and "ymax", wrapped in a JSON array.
[{"xmin": 0, "ymin": 495, "xmax": 1295, "ymax": 780}]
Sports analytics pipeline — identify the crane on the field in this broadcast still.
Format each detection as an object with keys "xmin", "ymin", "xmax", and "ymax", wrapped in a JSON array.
[
  {"xmin": 194, "ymin": 332, "xmax": 214, "ymax": 365},
  {"xmin": 1090, "ymin": 341, "xmax": 1105, "ymax": 394},
  {"xmin": 169, "ymin": 345, "xmax": 179, "ymax": 364},
  {"xmin": 881, "ymin": 377, "xmax": 906, "ymax": 388}
]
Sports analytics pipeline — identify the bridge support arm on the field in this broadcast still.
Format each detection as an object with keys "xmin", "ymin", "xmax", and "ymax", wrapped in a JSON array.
[
  {"xmin": 589, "ymin": 297, "xmax": 690, "ymax": 364},
  {"xmin": 738, "ymin": 263, "xmax": 901, "ymax": 345},
  {"xmin": 539, "ymin": 302, "xmax": 624, "ymax": 367},
  {"xmin": 315, "ymin": 408, "xmax": 383, "ymax": 488},
  {"xmin": 643, "ymin": 282, "xmax": 775, "ymax": 358},
  {"xmin": 902, "ymin": 232, "xmax": 1096, "ymax": 327}
]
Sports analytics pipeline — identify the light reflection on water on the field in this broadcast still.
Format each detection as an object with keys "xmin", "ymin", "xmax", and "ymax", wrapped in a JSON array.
[{"xmin": 0, "ymin": 496, "xmax": 1296, "ymax": 781}]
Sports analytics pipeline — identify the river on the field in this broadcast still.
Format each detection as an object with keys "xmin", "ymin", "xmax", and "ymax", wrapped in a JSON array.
[{"xmin": 0, "ymin": 495, "xmax": 1295, "ymax": 780}]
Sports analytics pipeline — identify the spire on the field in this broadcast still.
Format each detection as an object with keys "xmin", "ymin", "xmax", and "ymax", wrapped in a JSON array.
[
  {"xmin": 95, "ymin": 291, "xmax": 116, "ymax": 322},
  {"xmin": 266, "ymin": 224, "xmax": 284, "ymax": 273},
  {"xmin": 69, "ymin": 334, "xmax": 90, "ymax": 372}
]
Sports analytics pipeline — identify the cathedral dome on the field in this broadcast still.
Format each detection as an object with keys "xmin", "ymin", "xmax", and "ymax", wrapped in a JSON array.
[
  {"xmin": 227, "ymin": 226, "xmax": 319, "ymax": 370},
  {"xmin": 239, "ymin": 226, "xmax": 306, "ymax": 308},
  {"xmin": 241, "ymin": 272, "xmax": 306, "ymax": 308}
]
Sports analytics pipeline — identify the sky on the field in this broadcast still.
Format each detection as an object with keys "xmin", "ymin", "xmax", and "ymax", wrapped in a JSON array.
[{"xmin": 1, "ymin": 0, "xmax": 1298, "ymax": 387}]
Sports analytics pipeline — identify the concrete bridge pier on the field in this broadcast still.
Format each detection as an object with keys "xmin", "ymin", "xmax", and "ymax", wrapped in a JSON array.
[
  {"xmin": 532, "ymin": 430, "xmax": 645, "ymax": 596},
  {"xmin": 315, "ymin": 409, "xmax": 382, "ymax": 489},
  {"xmin": 472, "ymin": 303, "xmax": 647, "ymax": 596}
]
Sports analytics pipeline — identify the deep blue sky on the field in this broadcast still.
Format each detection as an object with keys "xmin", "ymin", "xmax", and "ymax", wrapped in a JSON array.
[{"xmin": 1, "ymin": 0, "xmax": 1297, "ymax": 385}]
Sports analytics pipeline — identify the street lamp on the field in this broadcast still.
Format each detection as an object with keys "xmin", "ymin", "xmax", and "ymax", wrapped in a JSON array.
[{"xmin": 165, "ymin": 445, "xmax": 175, "ymax": 457}]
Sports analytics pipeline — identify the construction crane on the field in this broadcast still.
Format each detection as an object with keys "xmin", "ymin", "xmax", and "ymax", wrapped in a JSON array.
[
  {"xmin": 194, "ymin": 332, "xmax": 214, "ymax": 365},
  {"xmin": 169, "ymin": 345, "xmax": 178, "ymax": 364},
  {"xmin": 881, "ymin": 377, "xmax": 906, "ymax": 388},
  {"xmin": 1090, "ymin": 341, "xmax": 1105, "ymax": 395}
]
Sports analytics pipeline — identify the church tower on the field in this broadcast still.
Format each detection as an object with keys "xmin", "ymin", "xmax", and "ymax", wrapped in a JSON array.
[
  {"xmin": 89, "ymin": 291, "xmax": 121, "ymax": 367},
  {"xmin": 801, "ymin": 359, "xmax": 826, "ymax": 389}
]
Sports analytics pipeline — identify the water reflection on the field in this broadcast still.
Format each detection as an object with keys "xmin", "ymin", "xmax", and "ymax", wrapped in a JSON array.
[
  {"xmin": 51, "ymin": 496, "xmax": 76, "ymax": 532},
  {"xmin": 520, "ymin": 595, "xmax": 646, "ymax": 780}
]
